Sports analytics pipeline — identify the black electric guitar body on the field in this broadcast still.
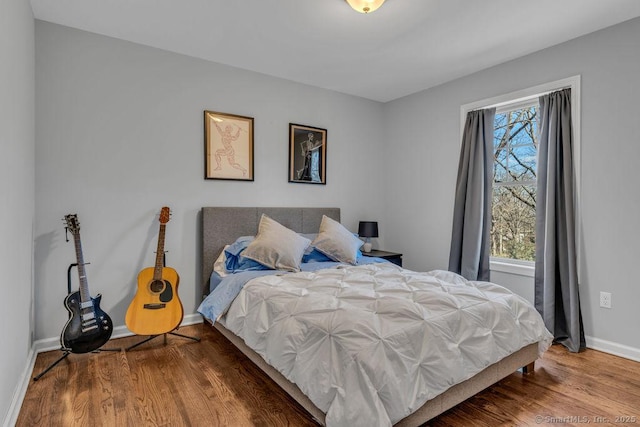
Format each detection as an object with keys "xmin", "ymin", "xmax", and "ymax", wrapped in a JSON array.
[
  {"xmin": 61, "ymin": 291, "xmax": 112, "ymax": 353},
  {"xmin": 60, "ymin": 214, "xmax": 113, "ymax": 354}
]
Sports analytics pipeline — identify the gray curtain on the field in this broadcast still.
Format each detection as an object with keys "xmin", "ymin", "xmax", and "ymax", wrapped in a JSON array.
[
  {"xmin": 448, "ymin": 108, "xmax": 495, "ymax": 281},
  {"xmin": 535, "ymin": 88, "xmax": 585, "ymax": 352}
]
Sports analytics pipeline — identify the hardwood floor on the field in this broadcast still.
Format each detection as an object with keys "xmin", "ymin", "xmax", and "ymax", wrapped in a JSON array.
[{"xmin": 18, "ymin": 323, "xmax": 640, "ymax": 426}]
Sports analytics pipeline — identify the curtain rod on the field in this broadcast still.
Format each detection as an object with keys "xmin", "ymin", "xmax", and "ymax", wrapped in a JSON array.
[{"xmin": 471, "ymin": 85, "xmax": 572, "ymax": 113}]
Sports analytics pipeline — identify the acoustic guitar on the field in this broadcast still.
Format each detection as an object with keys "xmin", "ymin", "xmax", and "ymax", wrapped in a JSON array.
[
  {"xmin": 125, "ymin": 207, "xmax": 184, "ymax": 335},
  {"xmin": 61, "ymin": 214, "xmax": 113, "ymax": 353}
]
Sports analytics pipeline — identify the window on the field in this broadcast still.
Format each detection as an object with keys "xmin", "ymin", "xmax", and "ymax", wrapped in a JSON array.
[
  {"xmin": 491, "ymin": 102, "xmax": 538, "ymax": 262},
  {"xmin": 460, "ymin": 75, "xmax": 581, "ymax": 276}
]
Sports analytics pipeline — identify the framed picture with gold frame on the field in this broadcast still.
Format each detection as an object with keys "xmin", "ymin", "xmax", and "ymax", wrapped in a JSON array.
[
  {"xmin": 204, "ymin": 110, "xmax": 254, "ymax": 181},
  {"xmin": 288, "ymin": 123, "xmax": 327, "ymax": 184}
]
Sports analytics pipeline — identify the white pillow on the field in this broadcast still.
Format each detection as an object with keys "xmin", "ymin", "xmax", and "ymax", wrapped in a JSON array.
[
  {"xmin": 312, "ymin": 215, "xmax": 363, "ymax": 265},
  {"xmin": 242, "ymin": 214, "xmax": 311, "ymax": 272},
  {"xmin": 213, "ymin": 245, "xmax": 229, "ymax": 277}
]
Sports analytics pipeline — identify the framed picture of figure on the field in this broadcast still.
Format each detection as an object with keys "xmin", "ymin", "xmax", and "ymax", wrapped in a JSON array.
[
  {"xmin": 288, "ymin": 123, "xmax": 327, "ymax": 184},
  {"xmin": 204, "ymin": 110, "xmax": 254, "ymax": 181}
]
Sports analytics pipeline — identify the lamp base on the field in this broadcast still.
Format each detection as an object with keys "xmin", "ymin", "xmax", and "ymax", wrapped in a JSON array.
[{"xmin": 363, "ymin": 242, "xmax": 372, "ymax": 253}]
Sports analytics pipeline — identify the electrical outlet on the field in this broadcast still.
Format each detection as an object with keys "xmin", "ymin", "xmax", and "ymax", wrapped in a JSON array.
[{"xmin": 600, "ymin": 292, "xmax": 612, "ymax": 309}]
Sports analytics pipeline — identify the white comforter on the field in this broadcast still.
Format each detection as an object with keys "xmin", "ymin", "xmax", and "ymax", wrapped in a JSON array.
[{"xmin": 220, "ymin": 263, "xmax": 552, "ymax": 426}]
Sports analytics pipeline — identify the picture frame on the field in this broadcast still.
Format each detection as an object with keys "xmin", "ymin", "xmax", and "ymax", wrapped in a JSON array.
[
  {"xmin": 204, "ymin": 110, "xmax": 254, "ymax": 181},
  {"xmin": 288, "ymin": 123, "xmax": 327, "ymax": 184}
]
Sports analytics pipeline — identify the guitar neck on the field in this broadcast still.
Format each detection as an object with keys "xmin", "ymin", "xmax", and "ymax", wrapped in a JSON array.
[
  {"xmin": 72, "ymin": 232, "xmax": 91, "ymax": 304},
  {"xmin": 153, "ymin": 223, "xmax": 166, "ymax": 280}
]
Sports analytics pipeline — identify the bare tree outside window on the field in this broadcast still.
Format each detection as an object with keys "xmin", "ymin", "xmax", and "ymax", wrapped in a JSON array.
[{"xmin": 491, "ymin": 105, "xmax": 538, "ymax": 261}]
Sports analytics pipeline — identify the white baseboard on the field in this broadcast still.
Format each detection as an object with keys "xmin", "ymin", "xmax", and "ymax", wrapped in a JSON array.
[
  {"xmin": 586, "ymin": 335, "xmax": 640, "ymax": 362},
  {"xmin": 5, "ymin": 314, "xmax": 203, "ymax": 427},
  {"xmin": 3, "ymin": 348, "xmax": 37, "ymax": 427},
  {"xmin": 33, "ymin": 313, "xmax": 204, "ymax": 353}
]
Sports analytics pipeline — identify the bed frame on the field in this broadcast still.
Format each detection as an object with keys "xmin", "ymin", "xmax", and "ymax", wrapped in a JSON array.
[{"xmin": 201, "ymin": 207, "xmax": 538, "ymax": 426}]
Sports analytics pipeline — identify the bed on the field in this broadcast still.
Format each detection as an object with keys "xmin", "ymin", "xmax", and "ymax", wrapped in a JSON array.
[{"xmin": 199, "ymin": 207, "xmax": 552, "ymax": 426}]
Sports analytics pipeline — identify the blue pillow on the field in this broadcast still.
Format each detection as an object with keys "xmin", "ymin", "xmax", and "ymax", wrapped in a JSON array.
[
  {"xmin": 224, "ymin": 236, "xmax": 269, "ymax": 272},
  {"xmin": 303, "ymin": 247, "xmax": 363, "ymax": 263},
  {"xmin": 302, "ymin": 248, "xmax": 333, "ymax": 263}
]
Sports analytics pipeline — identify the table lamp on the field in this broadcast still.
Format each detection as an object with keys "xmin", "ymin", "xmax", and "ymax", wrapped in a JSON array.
[{"xmin": 358, "ymin": 221, "xmax": 379, "ymax": 253}]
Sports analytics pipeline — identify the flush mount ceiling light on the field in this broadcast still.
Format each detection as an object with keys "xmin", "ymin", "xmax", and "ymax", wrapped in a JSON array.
[{"xmin": 345, "ymin": 0, "xmax": 386, "ymax": 14}]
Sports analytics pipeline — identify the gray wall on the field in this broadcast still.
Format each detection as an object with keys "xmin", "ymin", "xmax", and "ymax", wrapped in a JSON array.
[
  {"xmin": 0, "ymin": 0, "xmax": 35, "ymax": 424},
  {"xmin": 383, "ymin": 17, "xmax": 640, "ymax": 352},
  {"xmin": 34, "ymin": 21, "xmax": 386, "ymax": 341}
]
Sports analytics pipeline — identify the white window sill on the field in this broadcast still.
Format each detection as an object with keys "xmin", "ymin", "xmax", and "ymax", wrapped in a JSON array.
[{"xmin": 490, "ymin": 258, "xmax": 535, "ymax": 278}]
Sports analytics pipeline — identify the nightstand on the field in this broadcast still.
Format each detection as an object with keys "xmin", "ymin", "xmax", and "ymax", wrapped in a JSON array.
[{"xmin": 362, "ymin": 249, "xmax": 403, "ymax": 267}]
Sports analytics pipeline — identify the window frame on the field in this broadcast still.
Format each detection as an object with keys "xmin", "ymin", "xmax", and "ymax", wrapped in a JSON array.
[
  {"xmin": 491, "ymin": 99, "xmax": 538, "ymax": 265},
  {"xmin": 460, "ymin": 76, "xmax": 581, "ymax": 279}
]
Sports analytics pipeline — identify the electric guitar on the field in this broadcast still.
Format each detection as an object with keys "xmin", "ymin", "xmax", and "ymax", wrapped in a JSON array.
[
  {"xmin": 125, "ymin": 207, "xmax": 184, "ymax": 335},
  {"xmin": 61, "ymin": 214, "xmax": 113, "ymax": 353}
]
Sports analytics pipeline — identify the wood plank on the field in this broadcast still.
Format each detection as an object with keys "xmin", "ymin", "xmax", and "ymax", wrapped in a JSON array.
[{"xmin": 17, "ymin": 325, "xmax": 640, "ymax": 426}]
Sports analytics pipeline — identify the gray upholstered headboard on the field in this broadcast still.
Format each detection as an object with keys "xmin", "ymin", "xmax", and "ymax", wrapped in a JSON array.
[{"xmin": 201, "ymin": 207, "xmax": 340, "ymax": 296}]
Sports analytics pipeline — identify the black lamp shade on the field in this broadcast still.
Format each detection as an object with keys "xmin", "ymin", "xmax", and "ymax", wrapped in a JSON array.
[{"xmin": 358, "ymin": 221, "xmax": 379, "ymax": 238}]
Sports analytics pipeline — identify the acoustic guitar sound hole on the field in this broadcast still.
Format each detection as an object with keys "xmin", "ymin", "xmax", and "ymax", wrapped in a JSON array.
[{"xmin": 150, "ymin": 279, "xmax": 165, "ymax": 293}]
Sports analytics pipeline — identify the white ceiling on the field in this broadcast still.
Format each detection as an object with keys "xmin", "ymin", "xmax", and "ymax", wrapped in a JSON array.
[{"xmin": 30, "ymin": 0, "xmax": 640, "ymax": 102}]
